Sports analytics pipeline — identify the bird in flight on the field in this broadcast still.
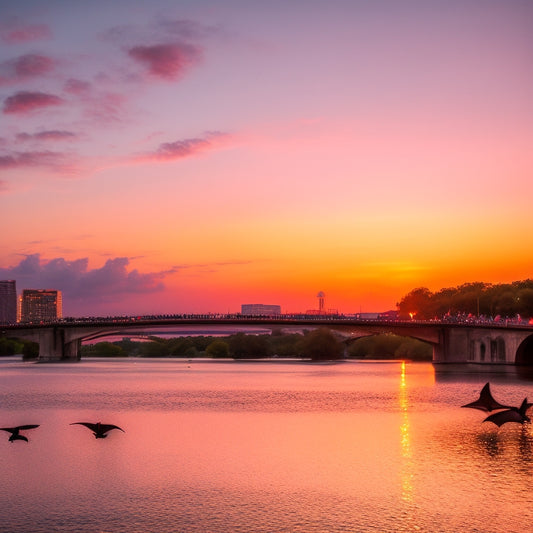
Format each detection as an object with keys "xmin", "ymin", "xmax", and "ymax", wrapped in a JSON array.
[
  {"xmin": 483, "ymin": 398, "xmax": 531, "ymax": 427},
  {"xmin": 0, "ymin": 424, "xmax": 40, "ymax": 443},
  {"xmin": 461, "ymin": 382, "xmax": 512, "ymax": 412},
  {"xmin": 70, "ymin": 422, "xmax": 125, "ymax": 439}
]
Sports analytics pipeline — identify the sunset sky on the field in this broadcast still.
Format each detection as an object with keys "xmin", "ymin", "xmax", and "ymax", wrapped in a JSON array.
[{"xmin": 1, "ymin": 0, "xmax": 532, "ymax": 317}]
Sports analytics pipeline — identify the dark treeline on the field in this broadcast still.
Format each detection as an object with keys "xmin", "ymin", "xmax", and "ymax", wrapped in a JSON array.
[
  {"xmin": 397, "ymin": 280, "xmax": 533, "ymax": 320},
  {"xmin": 0, "ymin": 337, "xmax": 39, "ymax": 359},
  {"xmin": 80, "ymin": 329, "xmax": 432, "ymax": 361}
]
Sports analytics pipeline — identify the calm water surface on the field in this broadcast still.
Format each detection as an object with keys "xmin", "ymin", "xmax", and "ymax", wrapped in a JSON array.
[{"xmin": 1, "ymin": 358, "xmax": 532, "ymax": 533}]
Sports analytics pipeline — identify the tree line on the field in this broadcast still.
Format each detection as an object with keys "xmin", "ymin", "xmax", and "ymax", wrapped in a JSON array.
[
  {"xmin": 397, "ymin": 279, "xmax": 533, "ymax": 320},
  {"xmin": 0, "ymin": 337, "xmax": 38, "ymax": 359},
  {"xmin": 79, "ymin": 329, "xmax": 431, "ymax": 361}
]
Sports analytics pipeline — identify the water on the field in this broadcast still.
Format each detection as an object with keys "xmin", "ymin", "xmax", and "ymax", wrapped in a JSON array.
[{"xmin": 1, "ymin": 358, "xmax": 532, "ymax": 533}]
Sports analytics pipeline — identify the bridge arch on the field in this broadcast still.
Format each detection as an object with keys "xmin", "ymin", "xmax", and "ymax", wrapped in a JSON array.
[{"xmin": 515, "ymin": 334, "xmax": 533, "ymax": 365}]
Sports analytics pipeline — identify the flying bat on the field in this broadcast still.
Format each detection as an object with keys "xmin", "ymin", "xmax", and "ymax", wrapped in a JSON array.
[
  {"xmin": 0, "ymin": 424, "xmax": 40, "ymax": 443},
  {"xmin": 461, "ymin": 382, "xmax": 512, "ymax": 412},
  {"xmin": 70, "ymin": 422, "xmax": 125, "ymax": 439},
  {"xmin": 483, "ymin": 398, "xmax": 531, "ymax": 427}
]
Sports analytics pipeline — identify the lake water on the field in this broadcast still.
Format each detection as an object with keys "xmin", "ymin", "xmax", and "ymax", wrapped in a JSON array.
[{"xmin": 1, "ymin": 358, "xmax": 532, "ymax": 533}]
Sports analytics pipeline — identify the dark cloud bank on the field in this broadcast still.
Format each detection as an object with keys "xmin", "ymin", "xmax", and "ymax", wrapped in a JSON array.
[{"xmin": 1, "ymin": 254, "xmax": 172, "ymax": 316}]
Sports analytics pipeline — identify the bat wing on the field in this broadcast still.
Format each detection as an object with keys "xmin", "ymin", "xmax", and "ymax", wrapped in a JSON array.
[
  {"xmin": 518, "ymin": 398, "xmax": 533, "ymax": 415},
  {"xmin": 1, "ymin": 425, "xmax": 39, "ymax": 433},
  {"xmin": 483, "ymin": 409, "xmax": 525, "ymax": 427},
  {"xmin": 99, "ymin": 424, "xmax": 125, "ymax": 433},
  {"xmin": 70, "ymin": 422, "xmax": 99, "ymax": 432},
  {"xmin": 462, "ymin": 382, "xmax": 511, "ymax": 412}
]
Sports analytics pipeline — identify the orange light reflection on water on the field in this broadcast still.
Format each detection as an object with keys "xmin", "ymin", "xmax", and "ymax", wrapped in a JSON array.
[{"xmin": 399, "ymin": 361, "xmax": 413, "ymax": 504}]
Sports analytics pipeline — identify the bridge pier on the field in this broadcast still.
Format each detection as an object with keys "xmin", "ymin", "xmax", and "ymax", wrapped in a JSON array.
[
  {"xmin": 13, "ymin": 327, "xmax": 81, "ymax": 361},
  {"xmin": 36, "ymin": 328, "xmax": 80, "ymax": 361},
  {"xmin": 433, "ymin": 326, "xmax": 533, "ymax": 365}
]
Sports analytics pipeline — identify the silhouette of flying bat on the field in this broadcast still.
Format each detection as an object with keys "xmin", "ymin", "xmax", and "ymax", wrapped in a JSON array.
[
  {"xmin": 483, "ymin": 398, "xmax": 531, "ymax": 427},
  {"xmin": 0, "ymin": 424, "xmax": 40, "ymax": 443},
  {"xmin": 70, "ymin": 422, "xmax": 125, "ymax": 439},
  {"xmin": 461, "ymin": 382, "xmax": 512, "ymax": 412}
]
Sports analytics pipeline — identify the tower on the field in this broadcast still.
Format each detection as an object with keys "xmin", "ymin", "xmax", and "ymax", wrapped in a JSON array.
[
  {"xmin": 317, "ymin": 291, "xmax": 325, "ymax": 314},
  {"xmin": 0, "ymin": 280, "xmax": 17, "ymax": 324}
]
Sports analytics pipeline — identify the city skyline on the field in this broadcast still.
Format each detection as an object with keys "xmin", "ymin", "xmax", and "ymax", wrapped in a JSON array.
[{"xmin": 1, "ymin": 1, "xmax": 532, "ymax": 317}]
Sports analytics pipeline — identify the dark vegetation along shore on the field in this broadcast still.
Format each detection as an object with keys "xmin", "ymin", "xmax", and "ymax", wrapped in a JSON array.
[
  {"xmin": 0, "ymin": 329, "xmax": 431, "ymax": 361},
  {"xmin": 80, "ymin": 329, "xmax": 432, "ymax": 361}
]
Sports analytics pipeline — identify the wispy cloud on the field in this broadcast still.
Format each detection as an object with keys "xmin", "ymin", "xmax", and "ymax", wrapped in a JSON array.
[
  {"xmin": 174, "ymin": 260, "xmax": 253, "ymax": 274},
  {"xmin": 0, "ymin": 23, "xmax": 51, "ymax": 44},
  {"xmin": 0, "ymin": 150, "xmax": 76, "ymax": 173},
  {"xmin": 63, "ymin": 78, "xmax": 127, "ymax": 123},
  {"xmin": 3, "ymin": 90, "xmax": 63, "ymax": 114},
  {"xmin": 127, "ymin": 42, "xmax": 202, "ymax": 80},
  {"xmin": 0, "ymin": 54, "xmax": 54, "ymax": 84},
  {"xmin": 138, "ymin": 131, "xmax": 229, "ymax": 163},
  {"xmin": 156, "ymin": 18, "xmax": 222, "ymax": 40},
  {"xmin": 63, "ymin": 78, "xmax": 92, "ymax": 95},
  {"xmin": 17, "ymin": 130, "xmax": 77, "ymax": 142}
]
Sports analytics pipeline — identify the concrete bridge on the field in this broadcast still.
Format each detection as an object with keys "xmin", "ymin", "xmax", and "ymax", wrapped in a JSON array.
[{"xmin": 3, "ymin": 316, "xmax": 533, "ymax": 365}]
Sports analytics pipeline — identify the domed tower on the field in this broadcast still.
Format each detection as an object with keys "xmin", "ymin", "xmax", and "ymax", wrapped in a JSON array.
[{"xmin": 317, "ymin": 291, "xmax": 325, "ymax": 314}]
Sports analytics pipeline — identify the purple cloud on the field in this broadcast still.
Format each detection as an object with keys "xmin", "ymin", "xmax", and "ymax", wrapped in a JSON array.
[
  {"xmin": 3, "ymin": 91, "xmax": 63, "ymax": 114},
  {"xmin": 17, "ymin": 130, "xmax": 77, "ymax": 142},
  {"xmin": 140, "ymin": 132, "xmax": 228, "ymax": 162},
  {"xmin": 0, "ymin": 150, "xmax": 75, "ymax": 173},
  {"xmin": 64, "ymin": 78, "xmax": 92, "ymax": 95},
  {"xmin": 0, "ymin": 54, "xmax": 55, "ymax": 85},
  {"xmin": 0, "ymin": 23, "xmax": 51, "ymax": 44},
  {"xmin": 128, "ymin": 42, "xmax": 202, "ymax": 80},
  {"xmin": 0, "ymin": 255, "xmax": 173, "ymax": 310},
  {"xmin": 156, "ymin": 18, "xmax": 217, "ymax": 40},
  {"xmin": 84, "ymin": 91, "xmax": 126, "ymax": 123},
  {"xmin": 63, "ymin": 78, "xmax": 126, "ymax": 123}
]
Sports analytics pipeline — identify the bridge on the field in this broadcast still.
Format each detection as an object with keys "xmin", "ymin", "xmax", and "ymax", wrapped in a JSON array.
[{"xmin": 3, "ymin": 316, "xmax": 533, "ymax": 365}]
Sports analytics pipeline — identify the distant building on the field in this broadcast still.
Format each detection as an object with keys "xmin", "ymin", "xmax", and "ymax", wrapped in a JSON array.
[
  {"xmin": 241, "ymin": 304, "xmax": 281, "ymax": 316},
  {"xmin": 20, "ymin": 289, "xmax": 62, "ymax": 323},
  {"xmin": 0, "ymin": 280, "xmax": 17, "ymax": 324},
  {"xmin": 378, "ymin": 310, "xmax": 399, "ymax": 320}
]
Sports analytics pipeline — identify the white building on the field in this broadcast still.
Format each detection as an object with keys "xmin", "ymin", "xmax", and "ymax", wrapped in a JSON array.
[{"xmin": 241, "ymin": 304, "xmax": 281, "ymax": 316}]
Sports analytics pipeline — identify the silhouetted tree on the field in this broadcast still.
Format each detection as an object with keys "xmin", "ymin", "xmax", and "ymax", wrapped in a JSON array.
[
  {"xmin": 229, "ymin": 333, "xmax": 270, "ymax": 358},
  {"xmin": 22, "ymin": 341, "xmax": 39, "ymax": 360},
  {"xmin": 206, "ymin": 340, "xmax": 230, "ymax": 358},
  {"xmin": 398, "ymin": 279, "xmax": 533, "ymax": 320},
  {"xmin": 298, "ymin": 328, "xmax": 343, "ymax": 360},
  {"xmin": 0, "ymin": 337, "xmax": 24, "ymax": 356}
]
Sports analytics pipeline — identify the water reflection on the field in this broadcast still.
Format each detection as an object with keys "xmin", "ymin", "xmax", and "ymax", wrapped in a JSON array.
[
  {"xmin": 398, "ymin": 361, "xmax": 413, "ymax": 504},
  {"xmin": 1, "ymin": 359, "xmax": 533, "ymax": 533},
  {"xmin": 475, "ymin": 425, "xmax": 533, "ymax": 465}
]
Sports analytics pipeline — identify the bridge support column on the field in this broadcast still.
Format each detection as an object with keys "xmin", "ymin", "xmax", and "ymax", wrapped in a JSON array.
[
  {"xmin": 433, "ymin": 328, "xmax": 471, "ymax": 363},
  {"xmin": 37, "ymin": 328, "xmax": 80, "ymax": 362},
  {"xmin": 63, "ymin": 338, "xmax": 81, "ymax": 361}
]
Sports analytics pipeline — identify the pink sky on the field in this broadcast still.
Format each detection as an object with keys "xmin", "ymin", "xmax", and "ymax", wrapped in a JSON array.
[{"xmin": 1, "ymin": 0, "xmax": 532, "ymax": 317}]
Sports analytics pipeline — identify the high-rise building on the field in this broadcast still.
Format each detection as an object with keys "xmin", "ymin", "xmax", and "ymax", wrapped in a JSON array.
[
  {"xmin": 0, "ymin": 280, "xmax": 17, "ymax": 324},
  {"xmin": 241, "ymin": 303, "xmax": 281, "ymax": 316},
  {"xmin": 21, "ymin": 289, "xmax": 63, "ymax": 323}
]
